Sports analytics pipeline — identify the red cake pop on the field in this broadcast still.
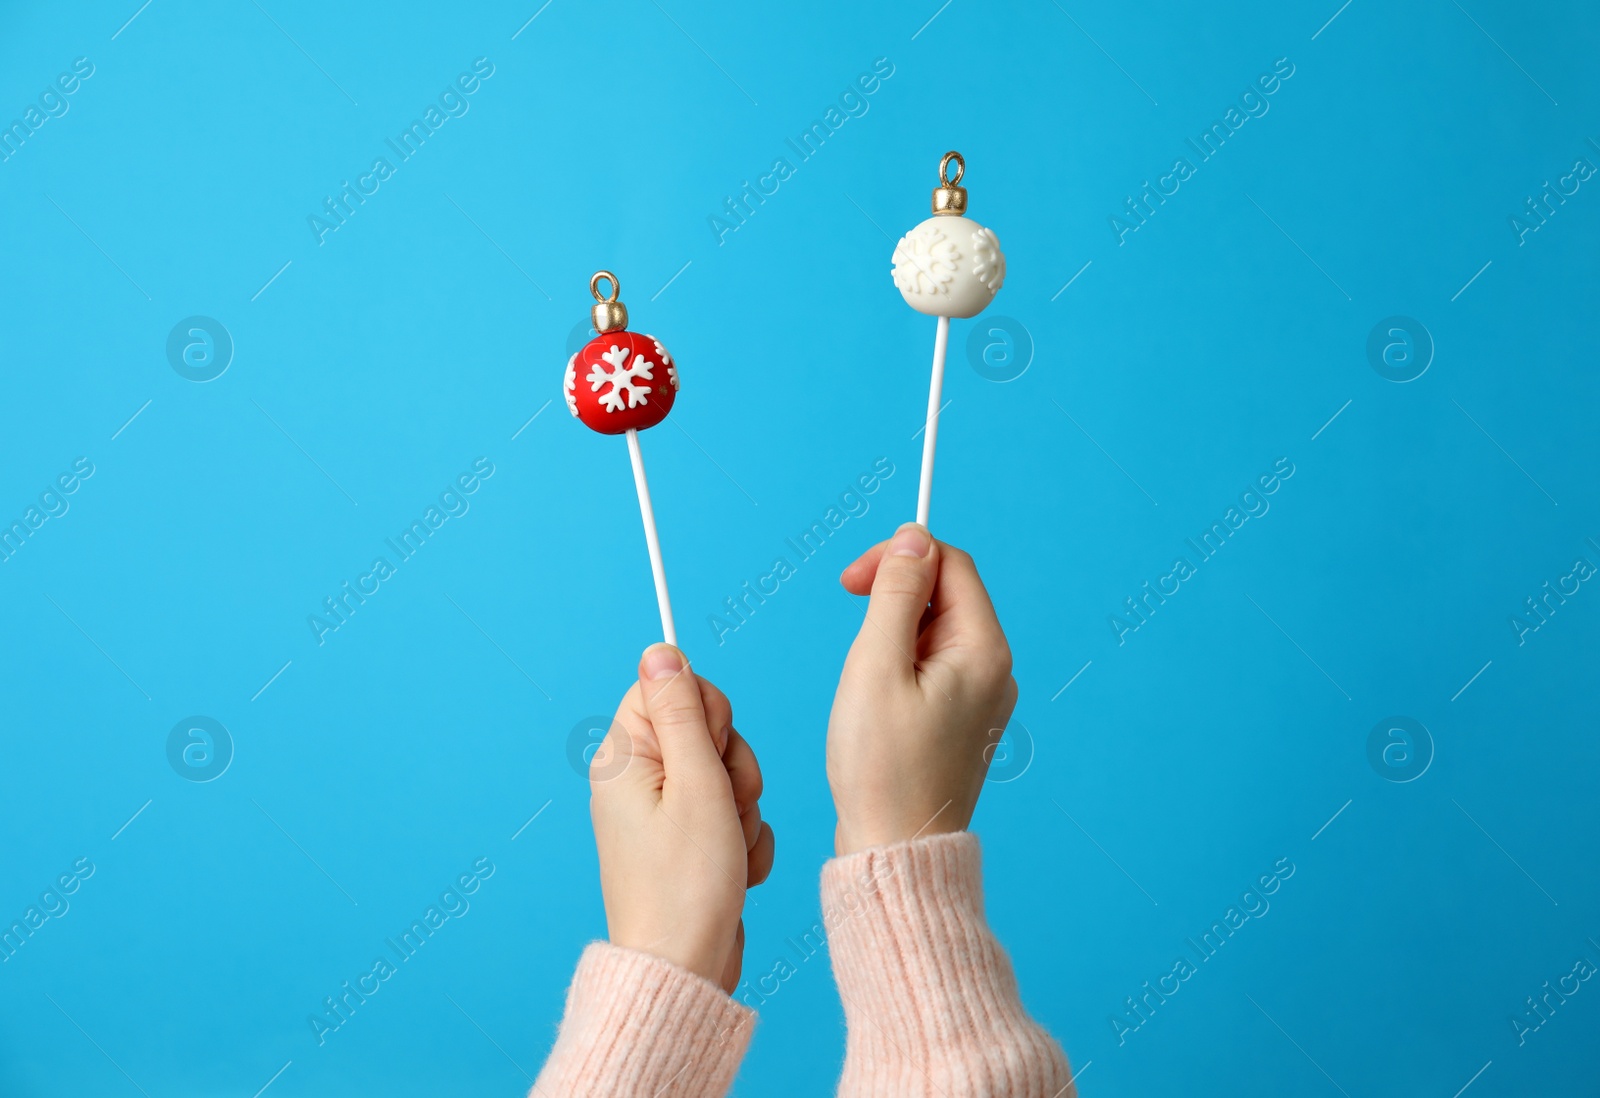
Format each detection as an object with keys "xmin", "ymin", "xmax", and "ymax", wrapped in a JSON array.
[{"xmin": 565, "ymin": 273, "xmax": 678, "ymax": 435}]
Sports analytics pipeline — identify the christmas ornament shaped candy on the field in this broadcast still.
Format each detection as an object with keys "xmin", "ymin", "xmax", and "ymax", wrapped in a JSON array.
[
  {"xmin": 563, "ymin": 271, "xmax": 681, "ymax": 644},
  {"xmin": 890, "ymin": 151, "xmax": 1006, "ymax": 527},
  {"xmin": 566, "ymin": 274, "xmax": 679, "ymax": 433}
]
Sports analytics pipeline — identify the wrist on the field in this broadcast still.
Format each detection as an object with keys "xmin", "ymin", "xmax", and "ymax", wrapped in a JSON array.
[
  {"xmin": 835, "ymin": 815, "xmax": 965, "ymax": 857},
  {"xmin": 610, "ymin": 930, "xmax": 726, "ymax": 987}
]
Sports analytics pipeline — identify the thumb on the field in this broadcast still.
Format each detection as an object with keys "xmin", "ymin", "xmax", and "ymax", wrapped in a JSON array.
[
  {"xmin": 637, "ymin": 644, "xmax": 723, "ymax": 778},
  {"xmin": 857, "ymin": 523, "xmax": 939, "ymax": 675}
]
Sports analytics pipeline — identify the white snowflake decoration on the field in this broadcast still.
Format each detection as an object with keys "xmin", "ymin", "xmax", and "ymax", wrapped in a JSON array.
[
  {"xmin": 891, "ymin": 223, "xmax": 961, "ymax": 298},
  {"xmin": 564, "ymin": 354, "xmax": 579, "ymax": 417},
  {"xmin": 970, "ymin": 227, "xmax": 1006, "ymax": 295},
  {"xmin": 647, "ymin": 336, "xmax": 679, "ymax": 391},
  {"xmin": 586, "ymin": 344, "xmax": 655, "ymax": 413}
]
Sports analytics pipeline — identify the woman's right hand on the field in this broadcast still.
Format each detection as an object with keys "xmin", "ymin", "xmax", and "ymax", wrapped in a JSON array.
[{"xmin": 826, "ymin": 523, "xmax": 1018, "ymax": 857}]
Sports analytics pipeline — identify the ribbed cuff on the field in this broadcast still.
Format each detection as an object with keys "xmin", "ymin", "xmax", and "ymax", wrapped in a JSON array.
[
  {"xmin": 821, "ymin": 832, "xmax": 1074, "ymax": 1097},
  {"xmin": 531, "ymin": 942, "xmax": 754, "ymax": 1098}
]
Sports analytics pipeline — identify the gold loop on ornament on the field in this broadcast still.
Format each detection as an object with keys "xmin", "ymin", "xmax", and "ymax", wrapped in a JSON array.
[
  {"xmin": 590, "ymin": 270, "xmax": 620, "ymax": 303},
  {"xmin": 939, "ymin": 151, "xmax": 965, "ymax": 187}
]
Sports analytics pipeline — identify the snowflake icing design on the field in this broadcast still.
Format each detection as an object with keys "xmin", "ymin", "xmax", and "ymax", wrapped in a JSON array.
[
  {"xmin": 647, "ymin": 336, "xmax": 679, "ymax": 392},
  {"xmin": 891, "ymin": 223, "xmax": 961, "ymax": 297},
  {"xmin": 564, "ymin": 353, "xmax": 579, "ymax": 417},
  {"xmin": 970, "ymin": 228, "xmax": 1005, "ymax": 295},
  {"xmin": 586, "ymin": 344, "xmax": 655, "ymax": 413}
]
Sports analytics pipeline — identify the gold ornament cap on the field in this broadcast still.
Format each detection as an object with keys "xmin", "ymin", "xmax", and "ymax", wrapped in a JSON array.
[
  {"xmin": 590, "ymin": 270, "xmax": 628, "ymax": 333},
  {"xmin": 931, "ymin": 151, "xmax": 968, "ymax": 216}
]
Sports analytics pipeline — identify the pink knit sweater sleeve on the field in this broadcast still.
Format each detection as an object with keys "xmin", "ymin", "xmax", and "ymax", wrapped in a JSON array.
[
  {"xmin": 530, "ymin": 942, "xmax": 753, "ymax": 1097},
  {"xmin": 821, "ymin": 831, "xmax": 1076, "ymax": 1097}
]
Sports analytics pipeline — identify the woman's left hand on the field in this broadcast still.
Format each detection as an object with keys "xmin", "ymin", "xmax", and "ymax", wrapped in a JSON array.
[{"xmin": 590, "ymin": 644, "xmax": 775, "ymax": 992}]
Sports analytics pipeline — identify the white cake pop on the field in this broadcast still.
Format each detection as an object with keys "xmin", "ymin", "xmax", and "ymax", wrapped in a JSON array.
[{"xmin": 891, "ymin": 152, "xmax": 1006, "ymax": 319}]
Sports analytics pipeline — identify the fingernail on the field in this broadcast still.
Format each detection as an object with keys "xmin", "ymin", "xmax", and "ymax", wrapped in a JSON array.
[
  {"xmin": 890, "ymin": 523, "xmax": 932, "ymax": 558},
  {"xmin": 642, "ymin": 644, "xmax": 684, "ymax": 680}
]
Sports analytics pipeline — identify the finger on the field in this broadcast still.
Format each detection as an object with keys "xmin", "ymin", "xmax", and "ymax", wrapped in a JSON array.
[
  {"xmin": 722, "ymin": 728, "xmax": 763, "ymax": 814},
  {"xmin": 840, "ymin": 538, "xmax": 891, "ymax": 596},
  {"xmin": 719, "ymin": 918, "xmax": 745, "ymax": 995},
  {"xmin": 855, "ymin": 523, "xmax": 940, "ymax": 677},
  {"xmin": 747, "ymin": 822, "xmax": 775, "ymax": 887},
  {"xmin": 927, "ymin": 546, "xmax": 1012, "ymax": 678},
  {"xmin": 739, "ymin": 801, "xmax": 762, "ymax": 852},
  {"xmin": 637, "ymin": 644, "xmax": 723, "ymax": 779},
  {"xmin": 927, "ymin": 544, "xmax": 1004, "ymax": 637},
  {"xmin": 589, "ymin": 723, "xmax": 634, "ymax": 787},
  {"xmin": 589, "ymin": 685, "xmax": 648, "ymax": 791},
  {"xmin": 697, "ymin": 676, "xmax": 733, "ymax": 756}
]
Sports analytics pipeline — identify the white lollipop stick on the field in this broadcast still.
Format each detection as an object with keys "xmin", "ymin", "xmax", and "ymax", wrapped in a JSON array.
[
  {"xmin": 625, "ymin": 427, "xmax": 677, "ymax": 646},
  {"xmin": 915, "ymin": 315, "xmax": 950, "ymax": 528}
]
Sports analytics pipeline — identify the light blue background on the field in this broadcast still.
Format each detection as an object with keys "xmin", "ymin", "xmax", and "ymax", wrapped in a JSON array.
[{"xmin": 2, "ymin": 1, "xmax": 1597, "ymax": 1094}]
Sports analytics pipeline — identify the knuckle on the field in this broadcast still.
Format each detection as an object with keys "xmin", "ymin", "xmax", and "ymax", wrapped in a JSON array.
[
  {"xmin": 739, "ymin": 758, "xmax": 764, "ymax": 804},
  {"xmin": 702, "ymin": 694, "xmax": 732, "ymax": 738},
  {"xmin": 873, "ymin": 561, "xmax": 928, "ymax": 600},
  {"xmin": 652, "ymin": 696, "xmax": 704, "ymax": 730},
  {"xmin": 588, "ymin": 730, "xmax": 631, "ymax": 785},
  {"xmin": 973, "ymin": 642, "xmax": 1013, "ymax": 686}
]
